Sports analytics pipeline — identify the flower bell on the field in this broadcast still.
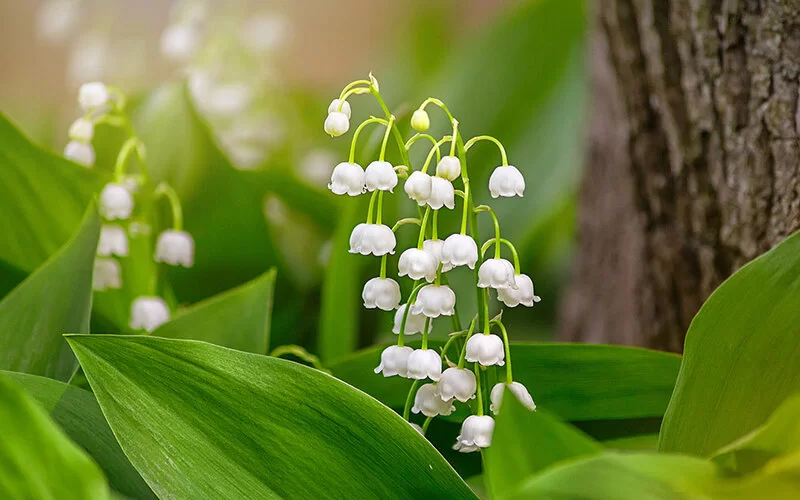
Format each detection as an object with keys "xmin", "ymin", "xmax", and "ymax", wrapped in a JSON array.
[
  {"xmin": 428, "ymin": 176, "xmax": 455, "ymax": 210},
  {"xmin": 364, "ymin": 161, "xmax": 398, "ymax": 192},
  {"xmin": 406, "ymin": 348, "xmax": 442, "ymax": 381},
  {"xmin": 490, "ymin": 382, "xmax": 536, "ymax": 414},
  {"xmin": 99, "ymin": 183, "xmax": 134, "ymax": 220},
  {"xmin": 410, "ymin": 284, "xmax": 456, "ymax": 318},
  {"xmin": 328, "ymin": 162, "xmax": 365, "ymax": 196},
  {"xmin": 453, "ymin": 415, "xmax": 495, "ymax": 453},
  {"xmin": 437, "ymin": 367, "xmax": 477, "ymax": 402},
  {"xmin": 465, "ymin": 334, "xmax": 505, "ymax": 366},
  {"xmin": 392, "ymin": 304, "xmax": 427, "ymax": 335},
  {"xmin": 435, "ymin": 156, "xmax": 461, "ymax": 182},
  {"xmin": 68, "ymin": 118, "xmax": 94, "ymax": 142},
  {"xmin": 362, "ymin": 277, "xmax": 401, "ymax": 311},
  {"xmin": 410, "ymin": 109, "xmax": 430, "ymax": 132},
  {"xmin": 477, "ymin": 258, "xmax": 517, "ymax": 289},
  {"xmin": 488, "ymin": 165, "xmax": 525, "ymax": 198},
  {"xmin": 129, "ymin": 296, "xmax": 170, "ymax": 332},
  {"xmin": 374, "ymin": 345, "xmax": 413, "ymax": 377},
  {"xmin": 497, "ymin": 274, "xmax": 542, "ymax": 307},
  {"xmin": 412, "ymin": 383, "xmax": 455, "ymax": 417},
  {"xmin": 92, "ymin": 258, "xmax": 121, "ymax": 291},
  {"xmin": 155, "ymin": 230, "xmax": 195, "ymax": 268},
  {"xmin": 327, "ymin": 99, "xmax": 352, "ymax": 119},
  {"xmin": 64, "ymin": 141, "xmax": 95, "ymax": 167},
  {"xmin": 324, "ymin": 111, "xmax": 350, "ymax": 137},
  {"xmin": 349, "ymin": 223, "xmax": 396, "ymax": 256},
  {"xmin": 398, "ymin": 248, "xmax": 437, "ymax": 282},
  {"xmin": 78, "ymin": 82, "xmax": 110, "ymax": 112},
  {"xmin": 441, "ymin": 234, "xmax": 479, "ymax": 269},
  {"xmin": 404, "ymin": 171, "xmax": 432, "ymax": 206},
  {"xmin": 97, "ymin": 224, "xmax": 128, "ymax": 257}
]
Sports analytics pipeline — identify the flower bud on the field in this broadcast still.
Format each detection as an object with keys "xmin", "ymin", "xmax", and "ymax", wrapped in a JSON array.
[
  {"xmin": 435, "ymin": 155, "xmax": 461, "ymax": 182},
  {"xmin": 437, "ymin": 367, "xmax": 477, "ymax": 403},
  {"xmin": 392, "ymin": 304, "xmax": 428, "ymax": 335},
  {"xmin": 441, "ymin": 234, "xmax": 479, "ymax": 269},
  {"xmin": 99, "ymin": 183, "xmax": 134, "ymax": 220},
  {"xmin": 465, "ymin": 333, "xmax": 505, "ymax": 367},
  {"xmin": 410, "ymin": 284, "xmax": 456, "ymax": 318},
  {"xmin": 362, "ymin": 277, "xmax": 401, "ymax": 311},
  {"xmin": 422, "ymin": 239, "xmax": 453, "ymax": 272},
  {"xmin": 155, "ymin": 230, "xmax": 195, "ymax": 268},
  {"xmin": 364, "ymin": 160, "xmax": 398, "ymax": 192},
  {"xmin": 412, "ymin": 383, "xmax": 454, "ymax": 417},
  {"xmin": 328, "ymin": 162, "xmax": 365, "ymax": 196},
  {"xmin": 410, "ymin": 109, "xmax": 430, "ymax": 132},
  {"xmin": 453, "ymin": 415, "xmax": 495, "ymax": 453},
  {"xmin": 92, "ymin": 258, "xmax": 121, "ymax": 291},
  {"xmin": 78, "ymin": 82, "xmax": 110, "ymax": 112},
  {"xmin": 327, "ymin": 99, "xmax": 352, "ymax": 119},
  {"xmin": 97, "ymin": 224, "xmax": 128, "ymax": 257},
  {"xmin": 404, "ymin": 171, "xmax": 432, "ymax": 206},
  {"xmin": 349, "ymin": 223, "xmax": 396, "ymax": 256},
  {"xmin": 130, "ymin": 296, "xmax": 170, "ymax": 332},
  {"xmin": 497, "ymin": 274, "xmax": 542, "ymax": 307},
  {"xmin": 428, "ymin": 176, "xmax": 455, "ymax": 210},
  {"xmin": 64, "ymin": 141, "xmax": 95, "ymax": 167},
  {"xmin": 324, "ymin": 111, "xmax": 350, "ymax": 137},
  {"xmin": 477, "ymin": 258, "xmax": 517, "ymax": 289},
  {"xmin": 374, "ymin": 345, "xmax": 413, "ymax": 377},
  {"xmin": 398, "ymin": 248, "xmax": 437, "ymax": 282},
  {"xmin": 490, "ymin": 381, "xmax": 536, "ymax": 414},
  {"xmin": 68, "ymin": 118, "xmax": 94, "ymax": 141},
  {"xmin": 488, "ymin": 165, "xmax": 525, "ymax": 198},
  {"xmin": 406, "ymin": 348, "xmax": 442, "ymax": 381}
]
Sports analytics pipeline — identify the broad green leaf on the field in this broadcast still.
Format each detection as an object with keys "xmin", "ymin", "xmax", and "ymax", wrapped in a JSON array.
[
  {"xmin": 153, "ymin": 269, "xmax": 276, "ymax": 354},
  {"xmin": 660, "ymin": 232, "xmax": 800, "ymax": 456},
  {"xmin": 603, "ymin": 434, "xmax": 660, "ymax": 452},
  {"xmin": 331, "ymin": 342, "xmax": 681, "ymax": 422},
  {"xmin": 0, "ymin": 113, "xmax": 106, "ymax": 272},
  {"xmin": 0, "ymin": 372, "xmax": 108, "ymax": 500},
  {"xmin": 485, "ymin": 393, "xmax": 602, "ymax": 498},
  {"xmin": 2, "ymin": 371, "xmax": 154, "ymax": 499},
  {"xmin": 0, "ymin": 204, "xmax": 100, "ymax": 380},
  {"xmin": 67, "ymin": 335, "xmax": 476, "ymax": 499},
  {"xmin": 712, "ymin": 394, "xmax": 800, "ymax": 474}
]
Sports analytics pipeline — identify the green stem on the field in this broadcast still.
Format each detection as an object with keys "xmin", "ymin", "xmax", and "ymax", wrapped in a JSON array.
[
  {"xmin": 474, "ymin": 363, "xmax": 484, "ymax": 416},
  {"xmin": 449, "ymin": 119, "xmax": 459, "ymax": 157},
  {"xmin": 405, "ymin": 133, "xmax": 441, "ymax": 163},
  {"xmin": 440, "ymin": 331, "xmax": 465, "ymax": 362},
  {"xmin": 475, "ymin": 205, "xmax": 502, "ymax": 259},
  {"xmin": 457, "ymin": 316, "xmax": 478, "ymax": 369},
  {"xmin": 379, "ymin": 115, "xmax": 395, "ymax": 161},
  {"xmin": 366, "ymin": 190, "xmax": 379, "ymax": 224},
  {"xmin": 421, "ymin": 317, "xmax": 431, "ymax": 350},
  {"xmin": 380, "ymin": 254, "xmax": 387, "ymax": 279},
  {"xmin": 113, "ymin": 137, "xmax": 139, "ymax": 182},
  {"xmin": 493, "ymin": 320, "xmax": 514, "ymax": 384},
  {"xmin": 432, "ymin": 210, "xmax": 439, "ymax": 240},
  {"xmin": 422, "ymin": 417, "xmax": 433, "ymax": 433},
  {"xmin": 392, "ymin": 218, "xmax": 421, "ymax": 232},
  {"xmin": 464, "ymin": 135, "xmax": 509, "ymax": 166},
  {"xmin": 376, "ymin": 191, "xmax": 384, "ymax": 225},
  {"xmin": 480, "ymin": 238, "xmax": 520, "ymax": 273},
  {"xmin": 403, "ymin": 380, "xmax": 421, "ymax": 421},
  {"xmin": 421, "ymin": 136, "xmax": 451, "ymax": 174},
  {"xmin": 419, "ymin": 97, "xmax": 455, "ymax": 123},
  {"xmin": 154, "ymin": 183, "xmax": 184, "ymax": 230},
  {"xmin": 460, "ymin": 181, "xmax": 470, "ymax": 235},
  {"xmin": 370, "ymin": 88, "xmax": 411, "ymax": 167},
  {"xmin": 339, "ymin": 79, "xmax": 371, "ymax": 100},
  {"xmin": 398, "ymin": 282, "xmax": 426, "ymax": 347},
  {"xmin": 349, "ymin": 117, "xmax": 388, "ymax": 164},
  {"xmin": 483, "ymin": 289, "xmax": 491, "ymax": 335},
  {"xmin": 417, "ymin": 207, "xmax": 431, "ymax": 248}
]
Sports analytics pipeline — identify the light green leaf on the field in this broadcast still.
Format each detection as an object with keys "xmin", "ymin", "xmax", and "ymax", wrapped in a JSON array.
[
  {"xmin": 67, "ymin": 335, "xmax": 476, "ymax": 499},
  {"xmin": 659, "ymin": 232, "xmax": 800, "ymax": 456},
  {"xmin": 0, "ymin": 203, "xmax": 100, "ymax": 380},
  {"xmin": 2, "ymin": 371, "xmax": 154, "ymax": 499},
  {"xmin": 0, "ymin": 372, "xmax": 108, "ymax": 500},
  {"xmin": 485, "ymin": 392, "xmax": 602, "ymax": 499},
  {"xmin": 153, "ymin": 269, "xmax": 276, "ymax": 354},
  {"xmin": 603, "ymin": 434, "xmax": 660, "ymax": 452}
]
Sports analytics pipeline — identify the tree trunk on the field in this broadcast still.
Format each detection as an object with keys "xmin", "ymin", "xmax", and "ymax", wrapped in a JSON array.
[{"xmin": 560, "ymin": 0, "xmax": 800, "ymax": 352}]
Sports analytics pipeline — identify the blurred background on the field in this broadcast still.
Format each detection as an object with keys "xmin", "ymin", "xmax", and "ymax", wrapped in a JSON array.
[{"xmin": 0, "ymin": 0, "xmax": 587, "ymax": 361}]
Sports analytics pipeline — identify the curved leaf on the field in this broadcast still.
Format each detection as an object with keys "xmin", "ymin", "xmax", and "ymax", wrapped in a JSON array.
[{"xmin": 67, "ymin": 335, "xmax": 476, "ymax": 499}]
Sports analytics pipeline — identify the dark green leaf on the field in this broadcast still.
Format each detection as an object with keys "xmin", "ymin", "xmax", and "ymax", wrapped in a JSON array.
[{"xmin": 67, "ymin": 335, "xmax": 476, "ymax": 499}]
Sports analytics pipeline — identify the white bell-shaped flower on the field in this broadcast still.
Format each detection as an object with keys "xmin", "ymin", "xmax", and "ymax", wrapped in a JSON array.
[
  {"xmin": 160, "ymin": 23, "xmax": 199, "ymax": 63},
  {"xmin": 497, "ymin": 274, "xmax": 542, "ymax": 307},
  {"xmin": 362, "ymin": 277, "xmax": 401, "ymax": 311},
  {"xmin": 99, "ymin": 183, "xmax": 134, "ymax": 220},
  {"xmin": 453, "ymin": 415, "xmax": 495, "ymax": 453},
  {"xmin": 155, "ymin": 230, "xmax": 195, "ymax": 268},
  {"xmin": 349, "ymin": 223, "xmax": 396, "ymax": 256},
  {"xmin": 324, "ymin": 111, "xmax": 350, "ymax": 137},
  {"xmin": 64, "ymin": 141, "xmax": 95, "ymax": 167},
  {"xmin": 97, "ymin": 224, "xmax": 128, "ymax": 257},
  {"xmin": 328, "ymin": 162, "xmax": 365, "ymax": 196},
  {"xmin": 466, "ymin": 333, "xmax": 505, "ymax": 366},
  {"xmin": 489, "ymin": 165, "xmax": 525, "ymax": 198},
  {"xmin": 410, "ymin": 284, "xmax": 456, "ymax": 318},
  {"xmin": 68, "ymin": 118, "xmax": 94, "ymax": 141},
  {"xmin": 428, "ymin": 176, "xmax": 455, "ymax": 210},
  {"xmin": 327, "ymin": 99, "xmax": 352, "ymax": 119},
  {"xmin": 78, "ymin": 82, "xmax": 109, "ymax": 112},
  {"xmin": 392, "ymin": 304, "xmax": 428, "ymax": 335},
  {"xmin": 490, "ymin": 382, "xmax": 536, "ymax": 414},
  {"xmin": 374, "ymin": 345, "xmax": 413, "ymax": 378},
  {"xmin": 404, "ymin": 171, "xmax": 433, "ymax": 206},
  {"xmin": 435, "ymin": 155, "xmax": 461, "ymax": 182},
  {"xmin": 92, "ymin": 258, "xmax": 121, "ymax": 291},
  {"xmin": 478, "ymin": 258, "xmax": 517, "ymax": 289},
  {"xmin": 406, "ymin": 348, "xmax": 442, "ymax": 381},
  {"xmin": 441, "ymin": 234, "xmax": 479, "ymax": 269},
  {"xmin": 364, "ymin": 161, "xmax": 398, "ymax": 192},
  {"xmin": 412, "ymin": 383, "xmax": 455, "ymax": 417},
  {"xmin": 410, "ymin": 109, "xmax": 430, "ymax": 132},
  {"xmin": 129, "ymin": 296, "xmax": 170, "ymax": 332},
  {"xmin": 437, "ymin": 367, "xmax": 477, "ymax": 403},
  {"xmin": 422, "ymin": 239, "xmax": 453, "ymax": 272},
  {"xmin": 398, "ymin": 248, "xmax": 437, "ymax": 282}
]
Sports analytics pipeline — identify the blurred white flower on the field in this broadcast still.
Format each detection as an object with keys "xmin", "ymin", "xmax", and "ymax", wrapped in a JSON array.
[
  {"xmin": 410, "ymin": 109, "xmax": 430, "ymax": 132},
  {"xmin": 97, "ymin": 225, "xmax": 128, "ymax": 257},
  {"xmin": 299, "ymin": 149, "xmax": 337, "ymax": 188},
  {"xmin": 99, "ymin": 183, "xmax": 134, "ymax": 220},
  {"xmin": 36, "ymin": 0, "xmax": 81, "ymax": 43},
  {"xmin": 77, "ymin": 81, "xmax": 109, "ymax": 112},
  {"xmin": 68, "ymin": 35, "xmax": 112, "ymax": 87},
  {"xmin": 205, "ymin": 82, "xmax": 253, "ymax": 117},
  {"xmin": 362, "ymin": 277, "xmax": 401, "ymax": 311},
  {"xmin": 155, "ymin": 230, "xmax": 195, "ymax": 268},
  {"xmin": 490, "ymin": 382, "xmax": 536, "ymax": 414},
  {"xmin": 63, "ymin": 141, "xmax": 95, "ymax": 167},
  {"xmin": 478, "ymin": 258, "xmax": 517, "ymax": 290},
  {"xmin": 324, "ymin": 111, "xmax": 350, "ymax": 137},
  {"xmin": 130, "ymin": 296, "xmax": 170, "ymax": 332},
  {"xmin": 497, "ymin": 274, "xmax": 541, "ymax": 307},
  {"xmin": 92, "ymin": 258, "xmax": 121, "ymax": 291},
  {"xmin": 465, "ymin": 334, "xmax": 505, "ymax": 367},
  {"xmin": 404, "ymin": 171, "xmax": 432, "ymax": 206},
  {"xmin": 422, "ymin": 239, "xmax": 453, "ymax": 272},
  {"xmin": 428, "ymin": 176, "xmax": 455, "ymax": 210},
  {"xmin": 398, "ymin": 248, "xmax": 437, "ymax": 282},
  {"xmin": 68, "ymin": 118, "xmax": 94, "ymax": 142},
  {"xmin": 435, "ymin": 156, "xmax": 461, "ymax": 182},
  {"xmin": 364, "ymin": 161, "xmax": 398, "ymax": 192},
  {"xmin": 225, "ymin": 143, "xmax": 267, "ymax": 171},
  {"xmin": 348, "ymin": 223, "xmax": 395, "ymax": 256},
  {"xmin": 489, "ymin": 165, "xmax": 525, "ymax": 198},
  {"xmin": 412, "ymin": 383, "xmax": 455, "ymax": 417},
  {"xmin": 328, "ymin": 162, "xmax": 365, "ymax": 196},
  {"xmin": 454, "ymin": 415, "xmax": 494, "ymax": 453},
  {"xmin": 392, "ymin": 304, "xmax": 428, "ymax": 335},
  {"xmin": 406, "ymin": 349, "xmax": 442, "ymax": 381},
  {"xmin": 441, "ymin": 234, "xmax": 479, "ymax": 269},
  {"xmin": 160, "ymin": 23, "xmax": 201, "ymax": 63},
  {"xmin": 374, "ymin": 345, "xmax": 413, "ymax": 378},
  {"xmin": 327, "ymin": 99, "xmax": 352, "ymax": 119},
  {"xmin": 437, "ymin": 367, "xmax": 477, "ymax": 403},
  {"xmin": 410, "ymin": 284, "xmax": 455, "ymax": 318},
  {"xmin": 241, "ymin": 14, "xmax": 288, "ymax": 53}
]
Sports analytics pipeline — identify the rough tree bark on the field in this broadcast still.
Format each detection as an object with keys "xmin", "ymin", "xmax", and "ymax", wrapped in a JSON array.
[{"xmin": 560, "ymin": 1, "xmax": 800, "ymax": 352}]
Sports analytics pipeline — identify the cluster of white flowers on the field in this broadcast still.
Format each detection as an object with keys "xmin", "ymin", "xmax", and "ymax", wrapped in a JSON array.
[
  {"xmin": 62, "ymin": 82, "xmax": 110, "ymax": 168},
  {"xmin": 325, "ymin": 76, "xmax": 540, "ymax": 453}
]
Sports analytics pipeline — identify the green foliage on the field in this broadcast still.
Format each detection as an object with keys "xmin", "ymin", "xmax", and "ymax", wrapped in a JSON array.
[
  {"xmin": 0, "ymin": 204, "xmax": 100, "ymax": 381},
  {"xmin": 0, "ymin": 373, "xmax": 109, "ymax": 499}
]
